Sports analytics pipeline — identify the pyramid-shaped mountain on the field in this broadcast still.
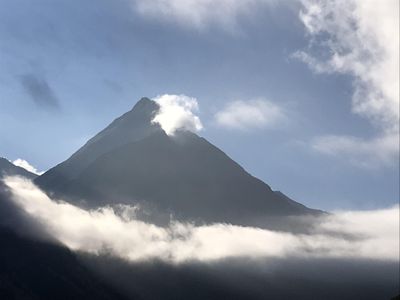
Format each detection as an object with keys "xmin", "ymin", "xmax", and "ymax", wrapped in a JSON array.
[{"xmin": 35, "ymin": 98, "xmax": 320, "ymax": 227}]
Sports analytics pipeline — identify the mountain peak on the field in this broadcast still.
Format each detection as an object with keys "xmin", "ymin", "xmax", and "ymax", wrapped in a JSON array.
[
  {"xmin": 134, "ymin": 96, "xmax": 155, "ymax": 106},
  {"xmin": 130, "ymin": 97, "xmax": 159, "ymax": 115},
  {"xmin": 36, "ymin": 97, "xmax": 163, "ymax": 185}
]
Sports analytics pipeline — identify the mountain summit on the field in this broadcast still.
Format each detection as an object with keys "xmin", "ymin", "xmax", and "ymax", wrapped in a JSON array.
[
  {"xmin": 35, "ymin": 97, "xmax": 320, "ymax": 227},
  {"xmin": 37, "ymin": 97, "xmax": 161, "ymax": 188}
]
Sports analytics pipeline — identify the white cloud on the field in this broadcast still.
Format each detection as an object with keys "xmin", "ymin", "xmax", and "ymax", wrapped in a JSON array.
[
  {"xmin": 12, "ymin": 158, "xmax": 44, "ymax": 175},
  {"xmin": 4, "ymin": 176, "xmax": 399, "ymax": 263},
  {"xmin": 312, "ymin": 133, "xmax": 399, "ymax": 169},
  {"xmin": 295, "ymin": 0, "xmax": 399, "ymax": 167},
  {"xmin": 152, "ymin": 94, "xmax": 203, "ymax": 136},
  {"xmin": 215, "ymin": 99, "xmax": 285, "ymax": 130},
  {"xmin": 132, "ymin": 0, "xmax": 275, "ymax": 31}
]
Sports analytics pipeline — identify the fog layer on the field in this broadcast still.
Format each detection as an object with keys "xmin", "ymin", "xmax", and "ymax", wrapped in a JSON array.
[{"xmin": 4, "ymin": 176, "xmax": 398, "ymax": 263}]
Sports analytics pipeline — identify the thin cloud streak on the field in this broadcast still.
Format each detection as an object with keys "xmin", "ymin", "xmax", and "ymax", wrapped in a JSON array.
[
  {"xmin": 132, "ymin": 0, "xmax": 277, "ymax": 32},
  {"xmin": 312, "ymin": 133, "xmax": 399, "ymax": 169}
]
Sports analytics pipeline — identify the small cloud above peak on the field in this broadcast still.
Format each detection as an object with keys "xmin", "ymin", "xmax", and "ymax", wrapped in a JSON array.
[
  {"xmin": 12, "ymin": 159, "xmax": 44, "ymax": 175},
  {"xmin": 152, "ymin": 94, "xmax": 203, "ymax": 136}
]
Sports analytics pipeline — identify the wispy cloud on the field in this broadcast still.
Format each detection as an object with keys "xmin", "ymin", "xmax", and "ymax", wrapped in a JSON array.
[
  {"xmin": 19, "ymin": 73, "xmax": 60, "ymax": 109},
  {"xmin": 12, "ymin": 159, "xmax": 44, "ymax": 175},
  {"xmin": 132, "ymin": 0, "xmax": 276, "ymax": 32},
  {"xmin": 215, "ymin": 99, "xmax": 286, "ymax": 131},
  {"xmin": 152, "ymin": 94, "xmax": 203, "ymax": 136},
  {"xmin": 312, "ymin": 133, "xmax": 399, "ymax": 169},
  {"xmin": 4, "ymin": 176, "xmax": 399, "ymax": 263},
  {"xmin": 294, "ymin": 0, "xmax": 399, "ymax": 168}
]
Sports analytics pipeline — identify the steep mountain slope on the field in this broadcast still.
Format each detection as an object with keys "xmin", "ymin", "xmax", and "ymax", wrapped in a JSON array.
[
  {"xmin": 35, "ymin": 97, "xmax": 321, "ymax": 227},
  {"xmin": 0, "ymin": 158, "xmax": 37, "ymax": 179},
  {"xmin": 36, "ymin": 98, "xmax": 160, "ymax": 191}
]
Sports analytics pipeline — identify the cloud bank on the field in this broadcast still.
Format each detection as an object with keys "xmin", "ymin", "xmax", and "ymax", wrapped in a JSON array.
[
  {"xmin": 215, "ymin": 99, "xmax": 285, "ymax": 131},
  {"xmin": 4, "ymin": 176, "xmax": 399, "ymax": 263},
  {"xmin": 152, "ymin": 94, "xmax": 203, "ymax": 136},
  {"xmin": 295, "ymin": 0, "xmax": 399, "ymax": 168},
  {"xmin": 12, "ymin": 159, "xmax": 44, "ymax": 175}
]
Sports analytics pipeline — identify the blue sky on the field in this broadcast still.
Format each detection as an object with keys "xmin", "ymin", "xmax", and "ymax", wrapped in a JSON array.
[{"xmin": 0, "ymin": 0, "xmax": 398, "ymax": 210}]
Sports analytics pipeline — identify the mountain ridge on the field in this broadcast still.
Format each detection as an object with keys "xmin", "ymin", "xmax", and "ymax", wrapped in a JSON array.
[{"xmin": 0, "ymin": 158, "xmax": 37, "ymax": 180}]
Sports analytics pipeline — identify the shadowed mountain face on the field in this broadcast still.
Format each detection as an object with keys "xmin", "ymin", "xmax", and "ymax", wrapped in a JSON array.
[
  {"xmin": 35, "ymin": 98, "xmax": 321, "ymax": 227},
  {"xmin": 0, "ymin": 228, "xmax": 126, "ymax": 300},
  {"xmin": 0, "ymin": 179, "xmax": 125, "ymax": 300},
  {"xmin": 0, "ymin": 158, "xmax": 37, "ymax": 180}
]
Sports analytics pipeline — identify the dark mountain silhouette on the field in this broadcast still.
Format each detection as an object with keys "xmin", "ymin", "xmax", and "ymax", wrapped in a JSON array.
[
  {"xmin": 82, "ymin": 254, "xmax": 399, "ymax": 300},
  {"xmin": 0, "ymin": 178, "xmax": 125, "ymax": 300},
  {"xmin": 0, "ymin": 228, "xmax": 126, "ymax": 300},
  {"xmin": 35, "ymin": 97, "xmax": 321, "ymax": 227},
  {"xmin": 0, "ymin": 158, "xmax": 37, "ymax": 180}
]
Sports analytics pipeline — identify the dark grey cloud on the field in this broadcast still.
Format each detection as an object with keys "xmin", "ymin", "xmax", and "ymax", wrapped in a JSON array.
[{"xmin": 19, "ymin": 73, "xmax": 60, "ymax": 109}]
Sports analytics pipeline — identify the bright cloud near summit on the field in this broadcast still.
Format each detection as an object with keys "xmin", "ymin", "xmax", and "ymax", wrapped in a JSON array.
[{"xmin": 152, "ymin": 94, "xmax": 203, "ymax": 136}]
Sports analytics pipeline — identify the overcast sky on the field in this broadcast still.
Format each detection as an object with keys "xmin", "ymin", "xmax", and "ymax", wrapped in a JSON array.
[{"xmin": 0, "ymin": 0, "xmax": 398, "ymax": 210}]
